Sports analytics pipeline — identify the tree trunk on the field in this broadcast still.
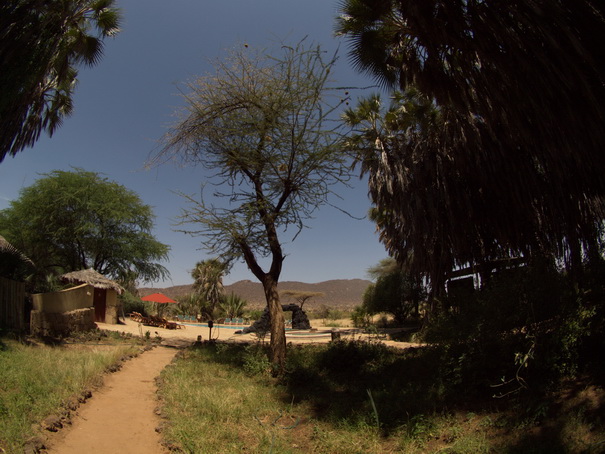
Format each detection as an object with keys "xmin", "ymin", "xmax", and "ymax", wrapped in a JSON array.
[{"xmin": 263, "ymin": 275, "xmax": 286, "ymax": 375}]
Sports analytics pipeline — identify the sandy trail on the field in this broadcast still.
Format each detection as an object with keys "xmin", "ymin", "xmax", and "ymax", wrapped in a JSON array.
[
  {"xmin": 45, "ymin": 346, "xmax": 177, "ymax": 454},
  {"xmin": 96, "ymin": 318, "xmax": 421, "ymax": 349},
  {"xmin": 42, "ymin": 319, "xmax": 419, "ymax": 453}
]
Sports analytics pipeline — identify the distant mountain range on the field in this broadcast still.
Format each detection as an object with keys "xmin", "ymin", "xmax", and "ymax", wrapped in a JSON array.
[{"xmin": 139, "ymin": 279, "xmax": 371, "ymax": 309}]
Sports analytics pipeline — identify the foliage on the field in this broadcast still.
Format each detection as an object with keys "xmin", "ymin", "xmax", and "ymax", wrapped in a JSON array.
[
  {"xmin": 361, "ymin": 258, "xmax": 425, "ymax": 324},
  {"xmin": 155, "ymin": 39, "xmax": 352, "ymax": 371},
  {"xmin": 174, "ymin": 293, "xmax": 214, "ymax": 321},
  {"xmin": 218, "ymin": 292, "xmax": 247, "ymax": 319},
  {"xmin": 0, "ymin": 0, "xmax": 121, "ymax": 162},
  {"xmin": 245, "ymin": 309, "xmax": 264, "ymax": 321},
  {"xmin": 120, "ymin": 290, "xmax": 147, "ymax": 316},
  {"xmin": 191, "ymin": 258, "xmax": 227, "ymax": 315},
  {"xmin": 0, "ymin": 169, "xmax": 169, "ymax": 290},
  {"xmin": 351, "ymin": 305, "xmax": 372, "ymax": 328},
  {"xmin": 338, "ymin": 3, "xmax": 605, "ymax": 298},
  {"xmin": 308, "ymin": 305, "xmax": 348, "ymax": 323},
  {"xmin": 418, "ymin": 260, "xmax": 605, "ymax": 395},
  {"xmin": 241, "ymin": 344, "xmax": 271, "ymax": 376},
  {"xmin": 423, "ymin": 260, "xmax": 567, "ymax": 345},
  {"xmin": 310, "ymin": 304, "xmax": 331, "ymax": 320}
]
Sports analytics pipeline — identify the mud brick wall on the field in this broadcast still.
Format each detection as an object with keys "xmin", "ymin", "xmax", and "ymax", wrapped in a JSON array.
[{"xmin": 30, "ymin": 308, "xmax": 96, "ymax": 337}]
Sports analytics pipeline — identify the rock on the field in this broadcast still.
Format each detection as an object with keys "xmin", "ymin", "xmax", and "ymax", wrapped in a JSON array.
[
  {"xmin": 78, "ymin": 389, "xmax": 92, "ymax": 403},
  {"xmin": 106, "ymin": 363, "xmax": 122, "ymax": 373},
  {"xmin": 65, "ymin": 397, "xmax": 79, "ymax": 411},
  {"xmin": 23, "ymin": 436, "xmax": 46, "ymax": 454},
  {"xmin": 243, "ymin": 304, "xmax": 311, "ymax": 333},
  {"xmin": 41, "ymin": 415, "xmax": 62, "ymax": 432}
]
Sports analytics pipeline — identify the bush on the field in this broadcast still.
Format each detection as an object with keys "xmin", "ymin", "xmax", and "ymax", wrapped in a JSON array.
[
  {"xmin": 121, "ymin": 291, "xmax": 147, "ymax": 316},
  {"xmin": 245, "ymin": 309, "xmax": 264, "ymax": 321},
  {"xmin": 242, "ymin": 344, "xmax": 271, "ymax": 376},
  {"xmin": 218, "ymin": 292, "xmax": 247, "ymax": 318},
  {"xmin": 351, "ymin": 305, "xmax": 372, "ymax": 328}
]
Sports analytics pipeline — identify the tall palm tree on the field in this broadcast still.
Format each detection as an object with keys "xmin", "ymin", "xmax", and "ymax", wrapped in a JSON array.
[
  {"xmin": 337, "ymin": 1, "xmax": 605, "ymax": 283},
  {"xmin": 343, "ymin": 88, "xmax": 581, "ymax": 314},
  {"xmin": 191, "ymin": 258, "xmax": 227, "ymax": 316},
  {"xmin": 0, "ymin": 0, "xmax": 121, "ymax": 162}
]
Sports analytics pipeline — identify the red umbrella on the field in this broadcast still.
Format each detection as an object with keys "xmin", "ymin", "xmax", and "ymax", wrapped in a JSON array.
[{"xmin": 141, "ymin": 292, "xmax": 177, "ymax": 304}]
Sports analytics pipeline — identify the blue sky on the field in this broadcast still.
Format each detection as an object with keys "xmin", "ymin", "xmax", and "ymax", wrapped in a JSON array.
[{"xmin": 0, "ymin": 0, "xmax": 388, "ymax": 286}]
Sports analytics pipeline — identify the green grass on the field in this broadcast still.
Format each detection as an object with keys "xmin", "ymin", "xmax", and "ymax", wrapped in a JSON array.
[
  {"xmin": 159, "ymin": 344, "xmax": 391, "ymax": 453},
  {"xmin": 159, "ymin": 340, "xmax": 605, "ymax": 454},
  {"xmin": 0, "ymin": 335, "xmax": 140, "ymax": 453}
]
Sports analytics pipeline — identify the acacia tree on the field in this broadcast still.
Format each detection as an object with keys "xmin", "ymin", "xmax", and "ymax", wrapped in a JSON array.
[
  {"xmin": 156, "ymin": 41, "xmax": 350, "ymax": 372},
  {"xmin": 0, "ymin": 0, "xmax": 121, "ymax": 162},
  {"xmin": 0, "ymin": 169, "xmax": 169, "ymax": 288},
  {"xmin": 280, "ymin": 290, "xmax": 324, "ymax": 311}
]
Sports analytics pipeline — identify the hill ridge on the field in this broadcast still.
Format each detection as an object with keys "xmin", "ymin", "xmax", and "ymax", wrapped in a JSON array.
[{"xmin": 139, "ymin": 278, "xmax": 370, "ymax": 309}]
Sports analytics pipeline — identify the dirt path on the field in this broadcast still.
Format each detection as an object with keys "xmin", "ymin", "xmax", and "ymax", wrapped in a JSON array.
[{"xmin": 45, "ymin": 347, "xmax": 177, "ymax": 454}]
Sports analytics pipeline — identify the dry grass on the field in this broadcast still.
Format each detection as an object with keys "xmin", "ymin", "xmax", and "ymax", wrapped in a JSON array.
[
  {"xmin": 0, "ymin": 335, "xmax": 141, "ymax": 453},
  {"xmin": 159, "ymin": 342, "xmax": 605, "ymax": 454}
]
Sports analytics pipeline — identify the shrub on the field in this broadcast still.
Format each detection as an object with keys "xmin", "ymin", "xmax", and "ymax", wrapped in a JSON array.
[
  {"xmin": 245, "ymin": 309, "xmax": 264, "ymax": 321},
  {"xmin": 242, "ymin": 344, "xmax": 271, "ymax": 376},
  {"xmin": 351, "ymin": 305, "xmax": 372, "ymax": 328},
  {"xmin": 120, "ymin": 291, "xmax": 147, "ymax": 316},
  {"xmin": 219, "ymin": 292, "xmax": 247, "ymax": 318}
]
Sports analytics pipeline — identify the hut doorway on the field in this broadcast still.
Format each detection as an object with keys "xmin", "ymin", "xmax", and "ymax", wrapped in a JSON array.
[{"xmin": 94, "ymin": 288, "xmax": 107, "ymax": 322}]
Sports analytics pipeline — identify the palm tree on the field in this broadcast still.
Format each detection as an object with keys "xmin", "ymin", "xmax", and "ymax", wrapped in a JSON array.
[
  {"xmin": 337, "ymin": 0, "xmax": 605, "ymax": 284},
  {"xmin": 177, "ymin": 293, "xmax": 214, "ymax": 321},
  {"xmin": 0, "ymin": 0, "xmax": 121, "ymax": 162},
  {"xmin": 343, "ymin": 88, "xmax": 566, "ymax": 315},
  {"xmin": 219, "ymin": 292, "xmax": 247, "ymax": 319},
  {"xmin": 191, "ymin": 258, "xmax": 227, "ymax": 316}
]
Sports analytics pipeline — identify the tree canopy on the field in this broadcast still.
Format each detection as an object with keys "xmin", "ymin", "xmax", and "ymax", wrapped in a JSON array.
[
  {"xmin": 0, "ymin": 0, "xmax": 121, "ymax": 162},
  {"xmin": 156, "ymin": 41, "xmax": 351, "ymax": 371},
  {"xmin": 362, "ymin": 257, "xmax": 425, "ymax": 323},
  {"xmin": 280, "ymin": 290, "xmax": 324, "ymax": 311},
  {"xmin": 337, "ymin": 2, "xmax": 605, "ymax": 297},
  {"xmin": 0, "ymin": 169, "xmax": 169, "ymax": 287}
]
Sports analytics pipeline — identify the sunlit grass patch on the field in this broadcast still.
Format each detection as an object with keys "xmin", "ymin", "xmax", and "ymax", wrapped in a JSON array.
[
  {"xmin": 159, "ymin": 346, "xmax": 298, "ymax": 453},
  {"xmin": 0, "ymin": 337, "xmax": 139, "ymax": 453}
]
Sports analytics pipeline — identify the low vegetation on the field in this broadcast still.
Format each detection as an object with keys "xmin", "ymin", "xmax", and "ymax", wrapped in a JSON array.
[
  {"xmin": 0, "ymin": 332, "xmax": 142, "ymax": 453},
  {"xmin": 158, "ymin": 340, "xmax": 604, "ymax": 454}
]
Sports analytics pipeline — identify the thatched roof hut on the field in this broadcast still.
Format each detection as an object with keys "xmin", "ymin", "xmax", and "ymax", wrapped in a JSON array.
[{"xmin": 61, "ymin": 268, "xmax": 124, "ymax": 295}]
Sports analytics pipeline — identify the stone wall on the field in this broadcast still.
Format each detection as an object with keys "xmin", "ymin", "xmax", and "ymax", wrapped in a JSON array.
[{"xmin": 30, "ymin": 308, "xmax": 96, "ymax": 337}]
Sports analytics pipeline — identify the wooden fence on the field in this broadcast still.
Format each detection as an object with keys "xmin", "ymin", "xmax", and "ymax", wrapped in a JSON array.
[{"xmin": 0, "ymin": 276, "xmax": 26, "ymax": 331}]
